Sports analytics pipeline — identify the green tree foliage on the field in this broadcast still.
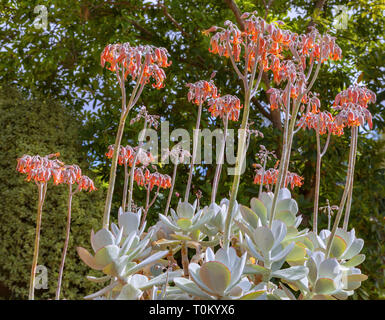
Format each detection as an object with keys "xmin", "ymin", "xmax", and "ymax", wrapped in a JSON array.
[
  {"xmin": 0, "ymin": 84, "xmax": 105, "ymax": 299},
  {"xmin": 0, "ymin": 0, "xmax": 384, "ymax": 298}
]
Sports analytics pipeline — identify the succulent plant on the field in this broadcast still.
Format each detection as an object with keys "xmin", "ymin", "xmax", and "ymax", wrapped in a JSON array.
[
  {"xmin": 173, "ymin": 247, "xmax": 266, "ymax": 300},
  {"xmin": 159, "ymin": 200, "xmax": 214, "ymax": 240},
  {"xmin": 300, "ymin": 250, "xmax": 367, "ymax": 299},
  {"xmin": 245, "ymin": 188, "xmax": 302, "ymax": 228},
  {"xmin": 199, "ymin": 199, "xmax": 242, "ymax": 238}
]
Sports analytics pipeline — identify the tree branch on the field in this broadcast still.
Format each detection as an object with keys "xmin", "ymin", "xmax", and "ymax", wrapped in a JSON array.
[
  {"xmin": 224, "ymin": 0, "xmax": 245, "ymax": 31},
  {"xmin": 157, "ymin": 1, "xmax": 190, "ymax": 38},
  {"xmin": 307, "ymin": 0, "xmax": 327, "ymax": 31}
]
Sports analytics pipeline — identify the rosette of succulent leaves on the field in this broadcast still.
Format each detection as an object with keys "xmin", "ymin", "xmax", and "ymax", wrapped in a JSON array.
[
  {"xmin": 157, "ymin": 200, "xmax": 221, "ymax": 246},
  {"xmin": 233, "ymin": 188, "xmax": 367, "ymax": 300},
  {"xmin": 173, "ymin": 247, "xmax": 267, "ymax": 300},
  {"xmin": 77, "ymin": 207, "xmax": 183, "ymax": 300}
]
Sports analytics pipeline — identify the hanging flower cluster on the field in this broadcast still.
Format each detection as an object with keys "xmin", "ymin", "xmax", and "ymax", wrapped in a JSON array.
[
  {"xmin": 186, "ymin": 80, "xmax": 219, "ymax": 106},
  {"xmin": 134, "ymin": 167, "xmax": 171, "ymax": 190},
  {"xmin": 297, "ymin": 111, "xmax": 344, "ymax": 136},
  {"xmin": 205, "ymin": 13, "xmax": 295, "ymax": 70},
  {"xmin": 53, "ymin": 165, "xmax": 96, "ymax": 192},
  {"xmin": 17, "ymin": 154, "xmax": 96, "ymax": 192},
  {"xmin": 253, "ymin": 167, "xmax": 304, "ymax": 190},
  {"xmin": 52, "ymin": 165, "xmax": 82, "ymax": 185},
  {"xmin": 333, "ymin": 85, "xmax": 376, "ymax": 129},
  {"xmin": 298, "ymin": 27, "xmax": 342, "ymax": 63},
  {"xmin": 101, "ymin": 43, "xmax": 172, "ymax": 89},
  {"xmin": 106, "ymin": 145, "xmax": 154, "ymax": 167},
  {"xmin": 208, "ymin": 94, "xmax": 243, "ymax": 121},
  {"xmin": 17, "ymin": 153, "xmax": 63, "ymax": 184}
]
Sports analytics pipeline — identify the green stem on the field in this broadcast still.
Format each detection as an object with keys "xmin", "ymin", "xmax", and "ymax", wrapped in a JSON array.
[
  {"xmin": 103, "ymin": 64, "xmax": 145, "ymax": 227},
  {"xmin": 211, "ymin": 115, "xmax": 229, "ymax": 204},
  {"xmin": 223, "ymin": 42, "xmax": 262, "ymax": 249},
  {"xmin": 223, "ymin": 90, "xmax": 251, "ymax": 249},
  {"xmin": 313, "ymin": 128, "xmax": 321, "ymax": 234},
  {"xmin": 258, "ymin": 155, "xmax": 267, "ymax": 199},
  {"xmin": 325, "ymin": 127, "xmax": 356, "ymax": 257},
  {"xmin": 102, "ymin": 114, "xmax": 128, "ymax": 229},
  {"xmin": 342, "ymin": 126, "xmax": 358, "ymax": 231},
  {"xmin": 185, "ymin": 103, "xmax": 202, "ymax": 202},
  {"xmin": 269, "ymin": 96, "xmax": 300, "ymax": 228},
  {"xmin": 55, "ymin": 184, "xmax": 73, "ymax": 300},
  {"xmin": 122, "ymin": 161, "xmax": 129, "ymax": 211},
  {"xmin": 164, "ymin": 163, "xmax": 178, "ymax": 216},
  {"xmin": 29, "ymin": 182, "xmax": 46, "ymax": 300},
  {"xmin": 127, "ymin": 121, "xmax": 148, "ymax": 212}
]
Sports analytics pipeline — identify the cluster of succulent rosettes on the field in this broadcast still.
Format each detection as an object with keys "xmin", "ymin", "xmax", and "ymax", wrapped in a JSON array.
[
  {"xmin": 77, "ymin": 207, "xmax": 183, "ymax": 300},
  {"xmin": 207, "ymin": 94, "xmax": 243, "ymax": 121},
  {"xmin": 333, "ymin": 85, "xmax": 376, "ymax": 129},
  {"xmin": 297, "ymin": 111, "xmax": 344, "ymax": 136},
  {"xmin": 253, "ymin": 166, "xmax": 304, "ymax": 190},
  {"xmin": 100, "ymin": 43, "xmax": 171, "ymax": 88},
  {"xmin": 16, "ymin": 153, "xmax": 96, "ymax": 191},
  {"xmin": 106, "ymin": 144, "xmax": 154, "ymax": 167},
  {"xmin": 173, "ymin": 247, "xmax": 267, "ymax": 300},
  {"xmin": 186, "ymin": 80, "xmax": 218, "ymax": 106},
  {"xmin": 134, "ymin": 167, "xmax": 171, "ymax": 190}
]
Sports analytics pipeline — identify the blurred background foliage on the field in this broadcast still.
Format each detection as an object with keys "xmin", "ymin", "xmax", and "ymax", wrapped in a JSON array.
[{"xmin": 0, "ymin": 0, "xmax": 384, "ymax": 299}]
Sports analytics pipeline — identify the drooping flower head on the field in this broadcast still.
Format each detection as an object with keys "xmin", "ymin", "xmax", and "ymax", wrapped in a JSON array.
[
  {"xmin": 77, "ymin": 175, "xmax": 97, "ymax": 192},
  {"xmin": 52, "ymin": 164, "xmax": 83, "ymax": 185},
  {"xmin": 333, "ymin": 85, "xmax": 376, "ymax": 129},
  {"xmin": 16, "ymin": 153, "xmax": 63, "ymax": 184},
  {"xmin": 186, "ymin": 80, "xmax": 219, "ymax": 106},
  {"xmin": 253, "ymin": 165, "xmax": 304, "ymax": 190},
  {"xmin": 134, "ymin": 167, "xmax": 171, "ymax": 191},
  {"xmin": 297, "ymin": 111, "xmax": 344, "ymax": 136},
  {"xmin": 204, "ymin": 12, "xmax": 342, "ymax": 100},
  {"xmin": 106, "ymin": 145, "xmax": 144, "ymax": 167},
  {"xmin": 208, "ymin": 94, "xmax": 243, "ymax": 121},
  {"xmin": 101, "ymin": 43, "xmax": 172, "ymax": 89}
]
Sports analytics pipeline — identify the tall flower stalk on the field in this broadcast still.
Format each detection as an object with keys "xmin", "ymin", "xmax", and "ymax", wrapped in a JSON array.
[
  {"xmin": 297, "ymin": 110, "xmax": 341, "ymax": 233},
  {"xmin": 163, "ymin": 145, "xmax": 190, "ymax": 215},
  {"xmin": 29, "ymin": 182, "xmax": 47, "ymax": 300},
  {"xmin": 55, "ymin": 165, "xmax": 95, "ymax": 300},
  {"xmin": 325, "ymin": 85, "xmax": 375, "ymax": 257},
  {"xmin": 165, "ymin": 162, "xmax": 178, "ymax": 216},
  {"xmin": 208, "ymin": 94, "xmax": 242, "ymax": 203},
  {"xmin": 127, "ymin": 121, "xmax": 148, "ymax": 211},
  {"xmin": 100, "ymin": 44, "xmax": 171, "ymax": 228},
  {"xmin": 184, "ymin": 80, "xmax": 218, "ymax": 202},
  {"xmin": 16, "ymin": 153, "xmax": 63, "ymax": 299}
]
